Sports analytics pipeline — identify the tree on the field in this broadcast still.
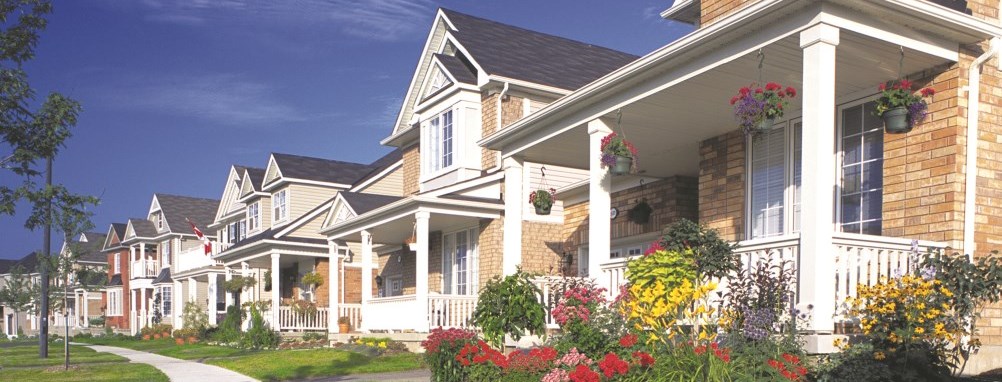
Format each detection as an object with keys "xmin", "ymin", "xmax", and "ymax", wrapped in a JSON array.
[
  {"xmin": 1, "ymin": 0, "xmax": 99, "ymax": 358},
  {"xmin": 0, "ymin": 265, "xmax": 34, "ymax": 337}
]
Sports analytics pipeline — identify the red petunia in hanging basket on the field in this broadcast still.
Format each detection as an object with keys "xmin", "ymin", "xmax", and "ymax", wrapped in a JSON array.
[{"xmin": 731, "ymin": 82, "xmax": 796, "ymax": 135}]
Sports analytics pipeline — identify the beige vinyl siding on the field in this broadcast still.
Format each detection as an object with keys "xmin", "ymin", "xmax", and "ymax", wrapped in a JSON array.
[
  {"xmin": 244, "ymin": 197, "xmax": 271, "ymax": 234},
  {"xmin": 195, "ymin": 279, "xmax": 208, "ymax": 310},
  {"xmin": 239, "ymin": 177, "xmax": 255, "ymax": 199},
  {"xmin": 524, "ymin": 162, "xmax": 587, "ymax": 219},
  {"xmin": 285, "ymin": 184, "xmax": 339, "ymax": 223},
  {"xmin": 355, "ymin": 166, "xmax": 404, "ymax": 196},
  {"xmin": 285, "ymin": 209, "xmax": 332, "ymax": 240},
  {"xmin": 528, "ymin": 98, "xmax": 548, "ymax": 114}
]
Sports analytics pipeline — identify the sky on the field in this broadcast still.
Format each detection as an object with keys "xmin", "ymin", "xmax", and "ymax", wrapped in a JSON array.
[{"xmin": 0, "ymin": 0, "xmax": 694, "ymax": 261}]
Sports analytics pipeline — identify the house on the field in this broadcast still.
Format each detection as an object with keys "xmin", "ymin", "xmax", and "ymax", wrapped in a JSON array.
[
  {"xmin": 121, "ymin": 194, "xmax": 219, "ymax": 334},
  {"xmin": 52, "ymin": 231, "xmax": 108, "ymax": 330},
  {"xmin": 319, "ymin": 8, "xmax": 641, "ymax": 333},
  {"xmin": 206, "ymin": 151, "xmax": 402, "ymax": 332},
  {"xmin": 101, "ymin": 222, "xmax": 131, "ymax": 332},
  {"xmin": 0, "ymin": 252, "xmax": 41, "ymax": 338},
  {"xmin": 476, "ymin": 0, "xmax": 1002, "ymax": 373}
]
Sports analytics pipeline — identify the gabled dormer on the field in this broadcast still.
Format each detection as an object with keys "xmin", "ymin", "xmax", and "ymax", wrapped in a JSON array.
[
  {"xmin": 211, "ymin": 165, "xmax": 259, "ymax": 245},
  {"xmin": 256, "ymin": 153, "xmax": 374, "ymax": 230}
]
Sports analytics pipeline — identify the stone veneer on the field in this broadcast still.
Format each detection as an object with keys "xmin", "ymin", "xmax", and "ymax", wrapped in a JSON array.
[
  {"xmin": 698, "ymin": 131, "xmax": 746, "ymax": 242},
  {"xmin": 481, "ymin": 92, "xmax": 525, "ymax": 170},
  {"xmin": 402, "ymin": 144, "xmax": 420, "ymax": 195}
]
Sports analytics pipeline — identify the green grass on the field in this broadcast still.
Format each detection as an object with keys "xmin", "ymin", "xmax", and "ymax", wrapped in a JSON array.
[
  {"xmin": 0, "ymin": 344, "xmax": 125, "ymax": 367},
  {"xmin": 0, "ymin": 363, "xmax": 168, "ymax": 382},
  {"xmin": 206, "ymin": 349, "xmax": 423, "ymax": 381},
  {"xmin": 75, "ymin": 336, "xmax": 255, "ymax": 360}
]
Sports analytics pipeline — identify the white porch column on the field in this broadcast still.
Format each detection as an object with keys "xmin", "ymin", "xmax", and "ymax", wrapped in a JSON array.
[
  {"xmin": 270, "ymin": 253, "xmax": 281, "ymax": 329},
  {"xmin": 207, "ymin": 274, "xmax": 218, "ymax": 325},
  {"xmin": 174, "ymin": 279, "xmax": 183, "ymax": 328},
  {"xmin": 129, "ymin": 289, "xmax": 137, "ymax": 334},
  {"xmin": 799, "ymin": 23, "xmax": 839, "ymax": 335},
  {"xmin": 587, "ymin": 119, "xmax": 614, "ymax": 285},
  {"xmin": 224, "ymin": 268, "xmax": 233, "ymax": 308},
  {"xmin": 502, "ymin": 156, "xmax": 524, "ymax": 275},
  {"xmin": 82, "ymin": 291, "xmax": 89, "ymax": 327},
  {"xmin": 361, "ymin": 231, "xmax": 373, "ymax": 305},
  {"xmin": 414, "ymin": 211, "xmax": 431, "ymax": 332},
  {"xmin": 139, "ymin": 244, "xmax": 146, "ymax": 276},
  {"xmin": 188, "ymin": 277, "xmax": 196, "ymax": 302},
  {"xmin": 327, "ymin": 240, "xmax": 340, "ymax": 333}
]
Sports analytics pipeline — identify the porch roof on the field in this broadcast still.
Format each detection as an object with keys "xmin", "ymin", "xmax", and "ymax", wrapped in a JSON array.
[
  {"xmin": 322, "ymin": 195, "xmax": 503, "ymax": 244},
  {"xmin": 480, "ymin": 0, "xmax": 1002, "ymax": 178}
]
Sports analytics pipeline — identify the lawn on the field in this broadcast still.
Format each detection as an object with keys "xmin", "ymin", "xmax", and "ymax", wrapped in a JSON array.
[
  {"xmin": 0, "ymin": 342, "xmax": 168, "ymax": 382},
  {"xmin": 76, "ymin": 336, "xmax": 253, "ymax": 360},
  {"xmin": 206, "ymin": 348, "xmax": 423, "ymax": 381}
]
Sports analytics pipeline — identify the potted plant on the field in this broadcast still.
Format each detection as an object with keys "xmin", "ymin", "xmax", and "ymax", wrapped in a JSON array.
[
  {"xmin": 301, "ymin": 272, "xmax": 323, "ymax": 290},
  {"xmin": 289, "ymin": 299, "xmax": 318, "ymax": 318},
  {"xmin": 528, "ymin": 187, "xmax": 556, "ymax": 215},
  {"xmin": 627, "ymin": 199, "xmax": 653, "ymax": 225},
  {"xmin": 600, "ymin": 132, "xmax": 638, "ymax": 175},
  {"xmin": 140, "ymin": 326, "xmax": 152, "ymax": 340},
  {"xmin": 172, "ymin": 329, "xmax": 185, "ymax": 345},
  {"xmin": 875, "ymin": 79, "xmax": 935, "ymax": 134},
  {"xmin": 730, "ymin": 82, "xmax": 796, "ymax": 135},
  {"xmin": 338, "ymin": 316, "xmax": 351, "ymax": 333}
]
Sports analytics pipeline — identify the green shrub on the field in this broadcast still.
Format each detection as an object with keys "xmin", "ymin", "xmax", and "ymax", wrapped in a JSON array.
[
  {"xmin": 471, "ymin": 269, "xmax": 546, "ymax": 349},
  {"xmin": 302, "ymin": 332, "xmax": 328, "ymax": 342},
  {"xmin": 239, "ymin": 304, "xmax": 279, "ymax": 349},
  {"xmin": 658, "ymin": 218, "xmax": 739, "ymax": 279},
  {"xmin": 181, "ymin": 301, "xmax": 209, "ymax": 338},
  {"xmin": 89, "ymin": 316, "xmax": 105, "ymax": 326},
  {"xmin": 214, "ymin": 305, "xmax": 244, "ymax": 343}
]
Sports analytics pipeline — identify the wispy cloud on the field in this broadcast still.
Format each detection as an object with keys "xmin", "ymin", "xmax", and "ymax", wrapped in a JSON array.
[
  {"xmin": 102, "ymin": 73, "xmax": 307, "ymax": 126},
  {"xmin": 131, "ymin": 0, "xmax": 435, "ymax": 41}
]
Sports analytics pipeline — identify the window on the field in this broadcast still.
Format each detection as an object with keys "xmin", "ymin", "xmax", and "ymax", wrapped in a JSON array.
[
  {"xmin": 113, "ymin": 253, "xmax": 120, "ymax": 274},
  {"xmin": 107, "ymin": 289, "xmax": 122, "ymax": 316},
  {"xmin": 425, "ymin": 67, "xmax": 451, "ymax": 97},
  {"xmin": 425, "ymin": 110, "xmax": 454, "ymax": 174},
  {"xmin": 161, "ymin": 240, "xmax": 171, "ymax": 266},
  {"xmin": 839, "ymin": 100, "xmax": 884, "ymax": 235},
  {"xmin": 748, "ymin": 121, "xmax": 802, "ymax": 239},
  {"xmin": 156, "ymin": 212, "xmax": 164, "ymax": 230},
  {"xmin": 160, "ymin": 286, "xmax": 172, "ymax": 316},
  {"xmin": 389, "ymin": 276, "xmax": 403, "ymax": 297},
  {"xmin": 273, "ymin": 189, "xmax": 289, "ymax": 222},
  {"xmin": 442, "ymin": 228, "xmax": 478, "ymax": 295},
  {"xmin": 215, "ymin": 274, "xmax": 226, "ymax": 311},
  {"xmin": 238, "ymin": 220, "xmax": 246, "ymax": 241},
  {"xmin": 247, "ymin": 203, "xmax": 260, "ymax": 232}
]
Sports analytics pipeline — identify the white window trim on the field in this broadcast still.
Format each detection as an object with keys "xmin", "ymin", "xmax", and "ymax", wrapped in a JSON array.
[
  {"xmin": 835, "ymin": 95, "xmax": 884, "ymax": 235},
  {"xmin": 272, "ymin": 188, "xmax": 290, "ymax": 225},
  {"xmin": 744, "ymin": 116, "xmax": 803, "ymax": 240},
  {"xmin": 247, "ymin": 202, "xmax": 261, "ymax": 233},
  {"xmin": 107, "ymin": 289, "xmax": 122, "ymax": 316},
  {"xmin": 113, "ymin": 253, "xmax": 120, "ymax": 274},
  {"xmin": 159, "ymin": 286, "xmax": 172, "ymax": 316},
  {"xmin": 440, "ymin": 227, "xmax": 479, "ymax": 296},
  {"xmin": 421, "ymin": 106, "xmax": 460, "ymax": 181},
  {"xmin": 161, "ymin": 239, "xmax": 171, "ymax": 267}
]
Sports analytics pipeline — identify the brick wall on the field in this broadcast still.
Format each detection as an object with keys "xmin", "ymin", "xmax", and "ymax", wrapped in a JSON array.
[
  {"xmin": 106, "ymin": 248, "xmax": 130, "ymax": 330},
  {"xmin": 698, "ymin": 131, "xmax": 746, "ymax": 241},
  {"xmin": 315, "ymin": 258, "xmax": 330, "ymax": 307},
  {"xmin": 402, "ymin": 144, "xmax": 420, "ymax": 195},
  {"xmin": 481, "ymin": 92, "xmax": 524, "ymax": 169},
  {"xmin": 520, "ymin": 221, "xmax": 565, "ymax": 275},
  {"xmin": 478, "ymin": 218, "xmax": 504, "ymax": 287},
  {"xmin": 700, "ymin": 0, "xmax": 757, "ymax": 26},
  {"xmin": 562, "ymin": 176, "xmax": 700, "ymax": 271},
  {"xmin": 375, "ymin": 233, "xmax": 442, "ymax": 295}
]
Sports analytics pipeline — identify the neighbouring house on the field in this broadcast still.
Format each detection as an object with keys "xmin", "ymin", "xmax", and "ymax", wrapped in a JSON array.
[
  {"xmin": 207, "ymin": 151, "xmax": 402, "ymax": 333},
  {"xmin": 319, "ymin": 8, "xmax": 641, "ymax": 333},
  {"xmin": 0, "ymin": 252, "xmax": 40, "ymax": 337},
  {"xmin": 476, "ymin": 0, "xmax": 1002, "ymax": 373},
  {"xmin": 121, "ymin": 194, "xmax": 218, "ymax": 334},
  {"xmin": 101, "ymin": 222, "xmax": 131, "ymax": 332},
  {"xmin": 51, "ymin": 231, "xmax": 108, "ymax": 330}
]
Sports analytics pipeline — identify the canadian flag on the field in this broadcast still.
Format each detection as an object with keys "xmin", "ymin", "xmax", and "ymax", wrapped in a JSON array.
[{"xmin": 187, "ymin": 218, "xmax": 212, "ymax": 256}]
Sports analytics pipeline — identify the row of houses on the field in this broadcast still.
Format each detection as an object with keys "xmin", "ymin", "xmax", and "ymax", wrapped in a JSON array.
[{"xmin": 3, "ymin": 0, "xmax": 1002, "ymax": 371}]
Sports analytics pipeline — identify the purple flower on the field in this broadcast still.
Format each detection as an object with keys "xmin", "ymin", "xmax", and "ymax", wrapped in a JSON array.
[{"xmin": 907, "ymin": 101, "xmax": 929, "ymax": 126}]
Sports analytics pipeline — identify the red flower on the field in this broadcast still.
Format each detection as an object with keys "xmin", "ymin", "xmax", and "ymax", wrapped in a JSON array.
[
  {"xmin": 598, "ymin": 353, "xmax": 629, "ymax": 378},
  {"xmin": 632, "ymin": 351, "xmax": 655, "ymax": 367},
  {"xmin": 755, "ymin": 87, "xmax": 764, "ymax": 94},
  {"xmin": 786, "ymin": 86, "xmax": 797, "ymax": 97},
  {"xmin": 694, "ymin": 345, "xmax": 707, "ymax": 355},
  {"xmin": 644, "ymin": 241, "xmax": 663, "ymax": 256},
  {"xmin": 921, "ymin": 87, "xmax": 936, "ymax": 97},
  {"xmin": 619, "ymin": 334, "xmax": 638, "ymax": 348},
  {"xmin": 900, "ymin": 79, "xmax": 913, "ymax": 89},
  {"xmin": 782, "ymin": 353, "xmax": 800, "ymax": 365},
  {"xmin": 730, "ymin": 95, "xmax": 739, "ymax": 105},
  {"xmin": 766, "ymin": 82, "xmax": 781, "ymax": 91},
  {"xmin": 569, "ymin": 364, "xmax": 600, "ymax": 382},
  {"xmin": 739, "ymin": 86, "xmax": 751, "ymax": 95}
]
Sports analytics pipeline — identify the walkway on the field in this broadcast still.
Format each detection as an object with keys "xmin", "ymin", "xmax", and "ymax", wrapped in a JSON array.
[
  {"xmin": 79, "ymin": 344, "xmax": 258, "ymax": 382},
  {"xmin": 298, "ymin": 369, "xmax": 431, "ymax": 382}
]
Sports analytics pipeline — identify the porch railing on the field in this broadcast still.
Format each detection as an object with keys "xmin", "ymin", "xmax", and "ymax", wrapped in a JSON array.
[
  {"xmin": 533, "ymin": 276, "xmax": 589, "ymax": 329},
  {"xmin": 176, "ymin": 246, "xmax": 221, "ymax": 273},
  {"xmin": 278, "ymin": 306, "xmax": 330, "ymax": 331},
  {"xmin": 428, "ymin": 295, "xmax": 477, "ymax": 329},
  {"xmin": 338, "ymin": 303, "xmax": 362, "ymax": 331},
  {"xmin": 366, "ymin": 295, "xmax": 420, "ymax": 331},
  {"xmin": 130, "ymin": 261, "xmax": 158, "ymax": 278}
]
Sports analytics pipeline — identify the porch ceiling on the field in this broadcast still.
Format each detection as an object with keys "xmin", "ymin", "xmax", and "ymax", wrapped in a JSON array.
[
  {"xmin": 508, "ymin": 30, "xmax": 951, "ymax": 179},
  {"xmin": 338, "ymin": 212, "xmax": 486, "ymax": 245}
]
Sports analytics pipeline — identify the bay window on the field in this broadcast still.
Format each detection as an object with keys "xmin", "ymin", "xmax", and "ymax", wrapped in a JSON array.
[
  {"xmin": 424, "ymin": 109, "xmax": 454, "ymax": 175},
  {"xmin": 442, "ymin": 228, "xmax": 478, "ymax": 295}
]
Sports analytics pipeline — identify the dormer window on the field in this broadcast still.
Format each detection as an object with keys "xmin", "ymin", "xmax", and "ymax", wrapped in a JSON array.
[
  {"xmin": 156, "ymin": 213, "xmax": 164, "ymax": 230},
  {"xmin": 424, "ymin": 67, "xmax": 452, "ymax": 98},
  {"xmin": 248, "ymin": 203, "xmax": 261, "ymax": 232},
  {"xmin": 273, "ymin": 189, "xmax": 289, "ymax": 223},
  {"xmin": 424, "ymin": 109, "xmax": 454, "ymax": 174}
]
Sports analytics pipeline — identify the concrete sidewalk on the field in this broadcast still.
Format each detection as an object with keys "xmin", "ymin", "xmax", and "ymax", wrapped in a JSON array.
[
  {"xmin": 79, "ymin": 344, "xmax": 258, "ymax": 382},
  {"xmin": 298, "ymin": 369, "xmax": 431, "ymax": 382}
]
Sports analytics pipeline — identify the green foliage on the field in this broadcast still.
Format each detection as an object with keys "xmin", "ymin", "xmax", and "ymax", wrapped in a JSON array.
[
  {"xmin": 920, "ymin": 251, "xmax": 1002, "ymax": 357},
  {"xmin": 547, "ymin": 279, "xmax": 626, "ymax": 357},
  {"xmin": 658, "ymin": 219, "xmax": 739, "ymax": 279},
  {"xmin": 302, "ymin": 332, "xmax": 328, "ymax": 342},
  {"xmin": 214, "ymin": 305, "xmax": 244, "ymax": 343},
  {"xmin": 301, "ymin": 272, "xmax": 323, "ymax": 288},
  {"xmin": 152, "ymin": 292, "xmax": 163, "ymax": 324},
  {"xmin": 88, "ymin": 316, "xmax": 104, "ymax": 326},
  {"xmin": 625, "ymin": 248, "xmax": 696, "ymax": 292},
  {"xmin": 239, "ymin": 304, "xmax": 278, "ymax": 350},
  {"xmin": 181, "ymin": 301, "xmax": 209, "ymax": 337},
  {"xmin": 471, "ymin": 269, "xmax": 546, "ymax": 348},
  {"xmin": 0, "ymin": 265, "xmax": 33, "ymax": 315},
  {"xmin": 722, "ymin": 258, "xmax": 797, "ymax": 340},
  {"xmin": 223, "ymin": 276, "xmax": 256, "ymax": 293},
  {"xmin": 815, "ymin": 342, "xmax": 914, "ymax": 382}
]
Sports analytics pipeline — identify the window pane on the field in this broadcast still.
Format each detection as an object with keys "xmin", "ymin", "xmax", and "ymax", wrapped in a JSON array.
[
  {"xmin": 840, "ymin": 101, "xmax": 883, "ymax": 235},
  {"xmin": 843, "ymin": 165, "xmax": 861, "ymax": 194},
  {"xmin": 750, "ymin": 128, "xmax": 786, "ymax": 238},
  {"xmin": 442, "ymin": 111, "xmax": 453, "ymax": 168},
  {"xmin": 862, "ymin": 159, "xmax": 883, "ymax": 191},
  {"xmin": 843, "ymin": 136, "xmax": 861, "ymax": 165},
  {"xmin": 862, "ymin": 220, "xmax": 882, "ymax": 236},
  {"xmin": 863, "ymin": 131, "xmax": 882, "ymax": 162},
  {"xmin": 843, "ymin": 105, "xmax": 862, "ymax": 136},
  {"xmin": 793, "ymin": 123, "xmax": 802, "ymax": 233},
  {"xmin": 862, "ymin": 191, "xmax": 882, "ymax": 221},
  {"xmin": 841, "ymin": 195, "xmax": 861, "ymax": 224}
]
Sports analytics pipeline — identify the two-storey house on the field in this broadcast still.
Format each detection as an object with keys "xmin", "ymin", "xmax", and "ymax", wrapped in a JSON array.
[{"xmin": 101, "ymin": 223, "xmax": 130, "ymax": 332}]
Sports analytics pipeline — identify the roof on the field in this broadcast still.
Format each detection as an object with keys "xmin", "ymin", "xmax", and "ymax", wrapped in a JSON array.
[
  {"xmin": 9, "ymin": 252, "xmax": 40, "ymax": 274},
  {"xmin": 341, "ymin": 192, "xmax": 403, "ymax": 215},
  {"xmin": 73, "ymin": 232, "xmax": 108, "ymax": 263},
  {"xmin": 434, "ymin": 53, "xmax": 477, "ymax": 85},
  {"xmin": 352, "ymin": 149, "xmax": 403, "ymax": 187},
  {"xmin": 111, "ymin": 223, "xmax": 127, "ymax": 241},
  {"xmin": 0, "ymin": 259, "xmax": 16, "ymax": 274},
  {"xmin": 270, "ymin": 153, "xmax": 374, "ymax": 186},
  {"xmin": 226, "ymin": 228, "xmax": 327, "ymax": 253},
  {"xmin": 441, "ymin": 8, "xmax": 638, "ymax": 91},
  {"xmin": 108, "ymin": 274, "xmax": 123, "ymax": 286},
  {"xmin": 244, "ymin": 167, "xmax": 266, "ymax": 192},
  {"xmin": 155, "ymin": 194, "xmax": 220, "ymax": 234},
  {"xmin": 152, "ymin": 267, "xmax": 173, "ymax": 285},
  {"xmin": 128, "ymin": 218, "xmax": 158, "ymax": 238}
]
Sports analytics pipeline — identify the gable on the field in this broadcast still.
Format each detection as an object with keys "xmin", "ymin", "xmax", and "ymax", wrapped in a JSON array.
[
  {"xmin": 263, "ymin": 155, "xmax": 282, "ymax": 187},
  {"xmin": 215, "ymin": 166, "xmax": 249, "ymax": 223},
  {"xmin": 239, "ymin": 170, "xmax": 257, "ymax": 199},
  {"xmin": 124, "ymin": 222, "xmax": 136, "ymax": 239},
  {"xmin": 391, "ymin": 12, "xmax": 454, "ymax": 138},
  {"xmin": 321, "ymin": 197, "xmax": 356, "ymax": 230},
  {"xmin": 102, "ymin": 225, "xmax": 121, "ymax": 250}
]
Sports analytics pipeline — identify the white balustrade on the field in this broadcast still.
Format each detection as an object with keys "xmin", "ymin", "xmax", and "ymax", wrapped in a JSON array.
[
  {"xmin": 338, "ymin": 303, "xmax": 362, "ymax": 330},
  {"xmin": 427, "ymin": 295, "xmax": 478, "ymax": 329},
  {"xmin": 278, "ymin": 306, "xmax": 330, "ymax": 331},
  {"xmin": 130, "ymin": 261, "xmax": 158, "ymax": 278},
  {"xmin": 365, "ymin": 295, "xmax": 420, "ymax": 331},
  {"xmin": 175, "ymin": 245, "xmax": 222, "ymax": 273}
]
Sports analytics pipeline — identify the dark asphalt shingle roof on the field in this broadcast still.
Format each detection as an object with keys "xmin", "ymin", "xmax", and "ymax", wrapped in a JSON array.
[
  {"xmin": 270, "ymin": 153, "xmax": 374, "ymax": 186},
  {"xmin": 111, "ymin": 223, "xmax": 127, "ymax": 241},
  {"xmin": 108, "ymin": 274, "xmax": 123, "ymax": 286},
  {"xmin": 434, "ymin": 53, "xmax": 477, "ymax": 85},
  {"xmin": 352, "ymin": 149, "xmax": 403, "ymax": 187},
  {"xmin": 243, "ymin": 167, "xmax": 266, "ymax": 192},
  {"xmin": 152, "ymin": 267, "xmax": 173, "ymax": 285},
  {"xmin": 128, "ymin": 218, "xmax": 158, "ymax": 238},
  {"xmin": 74, "ymin": 232, "xmax": 108, "ymax": 263},
  {"xmin": 441, "ymin": 8, "xmax": 638, "ymax": 91},
  {"xmin": 341, "ymin": 192, "xmax": 403, "ymax": 215},
  {"xmin": 9, "ymin": 252, "xmax": 40, "ymax": 274},
  {"xmin": 155, "ymin": 194, "xmax": 219, "ymax": 235},
  {"xmin": 0, "ymin": 259, "xmax": 16, "ymax": 274}
]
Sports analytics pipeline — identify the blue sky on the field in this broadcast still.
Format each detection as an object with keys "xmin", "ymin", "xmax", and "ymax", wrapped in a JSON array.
[{"xmin": 0, "ymin": 1, "xmax": 693, "ymax": 260}]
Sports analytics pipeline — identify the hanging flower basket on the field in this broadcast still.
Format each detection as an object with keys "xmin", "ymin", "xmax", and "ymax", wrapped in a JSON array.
[
  {"xmin": 875, "ymin": 79, "xmax": 934, "ymax": 134},
  {"xmin": 627, "ymin": 200, "xmax": 653, "ymax": 225},
  {"xmin": 529, "ymin": 188, "xmax": 556, "ymax": 215},
  {"xmin": 600, "ymin": 132, "xmax": 638, "ymax": 175},
  {"xmin": 730, "ymin": 83, "xmax": 796, "ymax": 135}
]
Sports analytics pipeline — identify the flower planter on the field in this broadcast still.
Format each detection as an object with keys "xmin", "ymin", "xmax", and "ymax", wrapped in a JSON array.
[
  {"xmin": 882, "ymin": 106, "xmax": 911, "ymax": 134},
  {"xmin": 153, "ymin": 333, "xmax": 161, "ymax": 340},
  {"xmin": 610, "ymin": 155, "xmax": 633, "ymax": 176},
  {"xmin": 752, "ymin": 117, "xmax": 775, "ymax": 134},
  {"xmin": 175, "ymin": 338, "xmax": 185, "ymax": 345},
  {"xmin": 187, "ymin": 337, "xmax": 198, "ymax": 344},
  {"xmin": 142, "ymin": 334, "xmax": 150, "ymax": 341},
  {"xmin": 339, "ymin": 323, "xmax": 350, "ymax": 333},
  {"xmin": 534, "ymin": 204, "xmax": 552, "ymax": 215}
]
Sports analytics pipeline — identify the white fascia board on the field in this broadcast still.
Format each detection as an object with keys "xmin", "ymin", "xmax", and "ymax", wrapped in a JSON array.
[
  {"xmin": 321, "ymin": 195, "xmax": 503, "ymax": 240},
  {"xmin": 320, "ymin": 197, "xmax": 417, "ymax": 237},
  {"xmin": 262, "ymin": 177, "xmax": 349, "ymax": 192},
  {"xmin": 815, "ymin": 6, "xmax": 957, "ymax": 61},
  {"xmin": 414, "ymin": 83, "xmax": 480, "ymax": 115},
  {"xmin": 479, "ymin": 0, "xmax": 803, "ymax": 155},
  {"xmin": 274, "ymin": 199, "xmax": 336, "ymax": 238},
  {"xmin": 881, "ymin": 0, "xmax": 1002, "ymax": 40},
  {"xmin": 488, "ymin": 75, "xmax": 572, "ymax": 97},
  {"xmin": 349, "ymin": 161, "xmax": 403, "ymax": 193},
  {"xmin": 423, "ymin": 172, "xmax": 503, "ymax": 198},
  {"xmin": 661, "ymin": 0, "xmax": 695, "ymax": 19}
]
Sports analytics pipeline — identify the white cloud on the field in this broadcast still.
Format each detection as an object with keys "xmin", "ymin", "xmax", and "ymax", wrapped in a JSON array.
[
  {"xmin": 104, "ymin": 73, "xmax": 307, "ymax": 126},
  {"xmin": 129, "ymin": 0, "xmax": 435, "ymax": 41}
]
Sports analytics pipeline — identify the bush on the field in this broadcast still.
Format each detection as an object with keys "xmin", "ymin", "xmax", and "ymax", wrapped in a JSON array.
[
  {"xmin": 471, "ymin": 269, "xmax": 546, "ymax": 349},
  {"xmin": 214, "ymin": 305, "xmax": 244, "ymax": 343},
  {"xmin": 722, "ymin": 257, "xmax": 797, "ymax": 340},
  {"xmin": 89, "ymin": 316, "xmax": 105, "ymax": 326},
  {"xmin": 421, "ymin": 327, "xmax": 477, "ymax": 382},
  {"xmin": 657, "ymin": 218, "xmax": 738, "ymax": 279},
  {"xmin": 181, "ymin": 301, "xmax": 209, "ymax": 338},
  {"xmin": 302, "ymin": 332, "xmax": 328, "ymax": 342},
  {"xmin": 239, "ymin": 304, "xmax": 278, "ymax": 349},
  {"xmin": 547, "ymin": 281, "xmax": 625, "ymax": 356}
]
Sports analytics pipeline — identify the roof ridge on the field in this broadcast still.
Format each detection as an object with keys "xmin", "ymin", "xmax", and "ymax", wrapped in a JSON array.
[
  {"xmin": 155, "ymin": 193, "xmax": 220, "ymax": 202},
  {"xmin": 271, "ymin": 152, "xmax": 371, "ymax": 167}
]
